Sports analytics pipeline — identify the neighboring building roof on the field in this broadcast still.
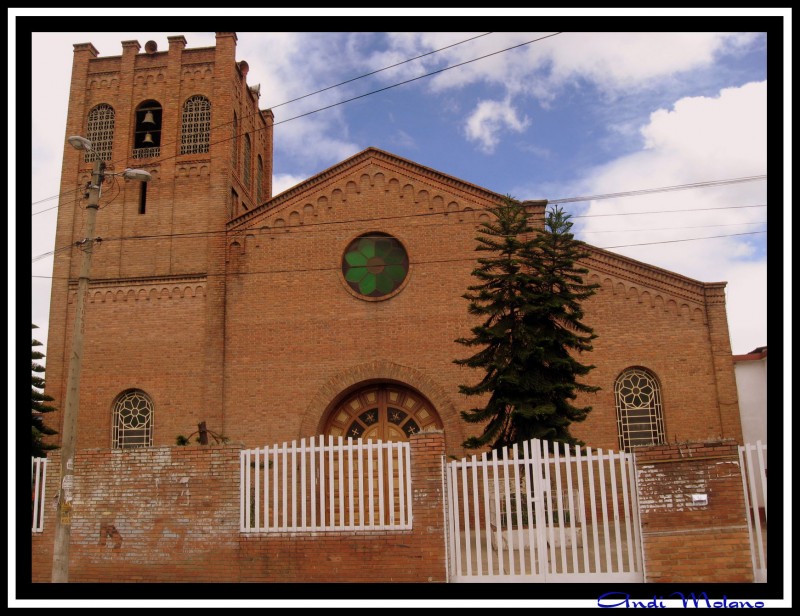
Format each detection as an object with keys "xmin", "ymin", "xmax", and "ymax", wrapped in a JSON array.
[{"xmin": 732, "ymin": 346, "xmax": 767, "ymax": 362}]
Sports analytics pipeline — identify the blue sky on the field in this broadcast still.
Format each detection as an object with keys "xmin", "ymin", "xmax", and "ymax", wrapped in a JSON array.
[{"xmin": 25, "ymin": 27, "xmax": 774, "ymax": 358}]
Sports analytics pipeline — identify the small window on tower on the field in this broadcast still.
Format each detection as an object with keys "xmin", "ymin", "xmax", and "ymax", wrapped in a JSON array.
[
  {"xmin": 181, "ymin": 95, "xmax": 211, "ymax": 155},
  {"xmin": 133, "ymin": 100, "xmax": 162, "ymax": 159},
  {"xmin": 139, "ymin": 182, "xmax": 147, "ymax": 215},
  {"xmin": 85, "ymin": 104, "xmax": 115, "ymax": 163}
]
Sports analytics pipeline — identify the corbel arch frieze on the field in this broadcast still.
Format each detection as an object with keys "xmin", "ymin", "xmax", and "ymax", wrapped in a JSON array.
[
  {"xmin": 230, "ymin": 158, "xmax": 496, "ymax": 235},
  {"xmin": 71, "ymin": 276, "xmax": 207, "ymax": 304},
  {"xmin": 586, "ymin": 269, "xmax": 706, "ymax": 323}
]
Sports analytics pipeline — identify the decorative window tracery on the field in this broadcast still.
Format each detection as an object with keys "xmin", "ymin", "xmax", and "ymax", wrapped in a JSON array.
[
  {"xmin": 614, "ymin": 368, "xmax": 665, "ymax": 450},
  {"xmin": 112, "ymin": 389, "xmax": 154, "ymax": 449},
  {"xmin": 180, "ymin": 95, "xmax": 211, "ymax": 155},
  {"xmin": 85, "ymin": 104, "xmax": 115, "ymax": 163}
]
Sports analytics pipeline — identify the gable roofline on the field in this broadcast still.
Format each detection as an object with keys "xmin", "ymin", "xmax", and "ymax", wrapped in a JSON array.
[
  {"xmin": 227, "ymin": 147, "xmax": 514, "ymax": 230},
  {"xmin": 224, "ymin": 147, "xmax": 720, "ymax": 301},
  {"xmin": 582, "ymin": 243, "xmax": 726, "ymax": 303}
]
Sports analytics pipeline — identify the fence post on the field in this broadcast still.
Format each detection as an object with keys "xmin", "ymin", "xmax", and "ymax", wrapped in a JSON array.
[{"xmin": 409, "ymin": 430, "xmax": 448, "ymax": 582}]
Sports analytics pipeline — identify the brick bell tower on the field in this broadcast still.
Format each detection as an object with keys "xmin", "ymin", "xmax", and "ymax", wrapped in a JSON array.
[{"xmin": 44, "ymin": 32, "xmax": 274, "ymax": 450}]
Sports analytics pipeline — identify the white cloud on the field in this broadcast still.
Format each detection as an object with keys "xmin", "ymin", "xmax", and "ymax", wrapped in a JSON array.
[
  {"xmin": 544, "ymin": 32, "xmax": 757, "ymax": 93},
  {"xmin": 641, "ymin": 81, "xmax": 767, "ymax": 166},
  {"xmin": 464, "ymin": 99, "xmax": 530, "ymax": 153},
  {"xmin": 376, "ymin": 32, "xmax": 758, "ymax": 97},
  {"xmin": 569, "ymin": 80, "xmax": 767, "ymax": 354},
  {"xmin": 272, "ymin": 174, "xmax": 306, "ymax": 196}
]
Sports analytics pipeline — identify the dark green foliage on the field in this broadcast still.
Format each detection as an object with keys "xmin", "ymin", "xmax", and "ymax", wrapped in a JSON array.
[
  {"xmin": 32, "ymin": 324, "xmax": 58, "ymax": 457},
  {"xmin": 455, "ymin": 198, "xmax": 599, "ymax": 453}
]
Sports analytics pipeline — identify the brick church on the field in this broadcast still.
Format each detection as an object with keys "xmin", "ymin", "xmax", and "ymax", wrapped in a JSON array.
[{"xmin": 43, "ymin": 32, "xmax": 743, "ymax": 460}]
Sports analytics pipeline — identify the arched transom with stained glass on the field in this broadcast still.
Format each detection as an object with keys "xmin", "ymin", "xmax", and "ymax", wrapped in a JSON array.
[
  {"xmin": 342, "ymin": 234, "xmax": 409, "ymax": 299},
  {"xmin": 324, "ymin": 385, "xmax": 442, "ymax": 442},
  {"xmin": 614, "ymin": 368, "xmax": 665, "ymax": 450}
]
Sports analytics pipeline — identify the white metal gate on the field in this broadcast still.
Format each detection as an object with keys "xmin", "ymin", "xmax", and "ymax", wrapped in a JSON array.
[
  {"xmin": 445, "ymin": 438, "xmax": 643, "ymax": 582},
  {"xmin": 738, "ymin": 441, "xmax": 767, "ymax": 583}
]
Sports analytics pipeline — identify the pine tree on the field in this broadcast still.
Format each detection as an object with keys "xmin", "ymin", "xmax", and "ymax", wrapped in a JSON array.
[
  {"xmin": 32, "ymin": 324, "xmax": 58, "ymax": 457},
  {"xmin": 455, "ymin": 199, "xmax": 599, "ymax": 452}
]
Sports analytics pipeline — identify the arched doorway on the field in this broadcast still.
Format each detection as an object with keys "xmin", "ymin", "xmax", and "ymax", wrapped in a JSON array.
[{"xmin": 323, "ymin": 383, "xmax": 443, "ymax": 442}]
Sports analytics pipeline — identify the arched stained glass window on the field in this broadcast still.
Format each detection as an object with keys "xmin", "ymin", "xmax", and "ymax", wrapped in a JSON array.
[
  {"xmin": 112, "ymin": 389, "xmax": 154, "ymax": 449},
  {"xmin": 614, "ymin": 368, "xmax": 665, "ymax": 450},
  {"xmin": 85, "ymin": 103, "xmax": 115, "ymax": 163},
  {"xmin": 180, "ymin": 95, "xmax": 211, "ymax": 155}
]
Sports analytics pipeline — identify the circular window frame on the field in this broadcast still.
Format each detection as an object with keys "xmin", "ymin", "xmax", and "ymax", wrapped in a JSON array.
[{"xmin": 338, "ymin": 232, "xmax": 412, "ymax": 302}]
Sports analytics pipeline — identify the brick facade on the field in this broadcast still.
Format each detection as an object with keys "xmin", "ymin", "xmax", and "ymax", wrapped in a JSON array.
[
  {"xmin": 32, "ymin": 432, "xmax": 448, "ymax": 583},
  {"xmin": 43, "ymin": 33, "xmax": 742, "ymax": 481},
  {"xmin": 634, "ymin": 440, "xmax": 753, "ymax": 583}
]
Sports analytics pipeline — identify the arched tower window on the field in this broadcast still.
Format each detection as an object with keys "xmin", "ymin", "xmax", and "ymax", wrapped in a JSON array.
[
  {"xmin": 231, "ymin": 112, "xmax": 239, "ymax": 167},
  {"xmin": 133, "ymin": 100, "xmax": 162, "ymax": 159},
  {"xmin": 180, "ymin": 95, "xmax": 211, "ymax": 155},
  {"xmin": 243, "ymin": 133, "xmax": 252, "ymax": 190},
  {"xmin": 85, "ymin": 103, "xmax": 115, "ymax": 163},
  {"xmin": 112, "ymin": 389, "xmax": 154, "ymax": 449},
  {"xmin": 614, "ymin": 367, "xmax": 665, "ymax": 450},
  {"xmin": 256, "ymin": 155, "xmax": 263, "ymax": 203}
]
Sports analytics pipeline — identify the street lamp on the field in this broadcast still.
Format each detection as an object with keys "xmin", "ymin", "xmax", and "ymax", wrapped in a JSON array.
[{"xmin": 51, "ymin": 137, "xmax": 151, "ymax": 583}]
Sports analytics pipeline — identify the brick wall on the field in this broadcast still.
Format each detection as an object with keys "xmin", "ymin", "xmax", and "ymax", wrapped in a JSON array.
[
  {"xmin": 31, "ymin": 432, "xmax": 447, "ymax": 583},
  {"xmin": 634, "ymin": 440, "xmax": 753, "ymax": 583},
  {"xmin": 33, "ymin": 445, "xmax": 241, "ymax": 582}
]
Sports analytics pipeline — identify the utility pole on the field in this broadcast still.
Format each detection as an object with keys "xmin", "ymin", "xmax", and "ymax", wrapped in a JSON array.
[
  {"xmin": 51, "ymin": 157, "xmax": 104, "ymax": 583},
  {"xmin": 50, "ymin": 135, "xmax": 151, "ymax": 583}
]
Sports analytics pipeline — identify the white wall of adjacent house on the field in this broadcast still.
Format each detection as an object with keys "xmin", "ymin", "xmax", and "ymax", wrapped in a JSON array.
[
  {"xmin": 733, "ymin": 351, "xmax": 767, "ymax": 527},
  {"xmin": 734, "ymin": 354, "xmax": 767, "ymax": 446}
]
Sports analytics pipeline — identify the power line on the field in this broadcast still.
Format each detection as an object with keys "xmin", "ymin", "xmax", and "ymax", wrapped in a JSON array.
[
  {"xmin": 31, "ymin": 201, "xmax": 767, "ymax": 262},
  {"xmin": 570, "ymin": 203, "xmax": 765, "ymax": 219},
  {"xmin": 578, "ymin": 220, "xmax": 766, "ymax": 234},
  {"xmin": 270, "ymin": 32, "xmax": 495, "ymax": 110},
  {"xmin": 270, "ymin": 33, "xmax": 563, "ymax": 128},
  {"xmin": 30, "ymin": 229, "xmax": 767, "ymax": 282},
  {"xmin": 602, "ymin": 231, "xmax": 765, "ymax": 249},
  {"xmin": 31, "ymin": 201, "xmax": 768, "ymax": 263},
  {"xmin": 551, "ymin": 175, "xmax": 767, "ymax": 204}
]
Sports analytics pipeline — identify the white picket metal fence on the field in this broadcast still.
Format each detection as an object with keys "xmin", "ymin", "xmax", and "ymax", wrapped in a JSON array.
[
  {"xmin": 240, "ymin": 436, "xmax": 412, "ymax": 532},
  {"xmin": 445, "ymin": 438, "xmax": 643, "ymax": 582},
  {"xmin": 738, "ymin": 441, "xmax": 767, "ymax": 583},
  {"xmin": 31, "ymin": 457, "xmax": 48, "ymax": 532}
]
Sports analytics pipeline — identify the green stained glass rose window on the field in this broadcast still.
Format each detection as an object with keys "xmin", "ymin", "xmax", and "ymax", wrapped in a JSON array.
[{"xmin": 342, "ymin": 234, "xmax": 409, "ymax": 298}]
